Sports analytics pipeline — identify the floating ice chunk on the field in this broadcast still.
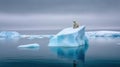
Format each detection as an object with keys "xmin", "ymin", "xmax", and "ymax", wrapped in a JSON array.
[
  {"xmin": 41, "ymin": 35, "xmax": 54, "ymax": 38},
  {"xmin": 18, "ymin": 47, "xmax": 39, "ymax": 50},
  {"xmin": 0, "ymin": 31, "xmax": 20, "ymax": 39},
  {"xmin": 18, "ymin": 43, "xmax": 40, "ymax": 48},
  {"xmin": 48, "ymin": 26, "xmax": 88, "ymax": 46},
  {"xmin": 22, "ymin": 35, "xmax": 42, "ymax": 39},
  {"xmin": 27, "ymin": 35, "xmax": 43, "ymax": 40},
  {"xmin": 86, "ymin": 31, "xmax": 120, "ymax": 38}
]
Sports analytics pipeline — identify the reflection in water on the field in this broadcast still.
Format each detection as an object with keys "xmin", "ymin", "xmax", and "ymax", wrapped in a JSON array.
[
  {"xmin": 73, "ymin": 60, "xmax": 77, "ymax": 67},
  {"xmin": 49, "ymin": 43, "xmax": 88, "ymax": 67}
]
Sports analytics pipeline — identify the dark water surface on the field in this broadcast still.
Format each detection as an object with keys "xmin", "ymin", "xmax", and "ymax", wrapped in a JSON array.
[{"xmin": 0, "ymin": 30, "xmax": 120, "ymax": 67}]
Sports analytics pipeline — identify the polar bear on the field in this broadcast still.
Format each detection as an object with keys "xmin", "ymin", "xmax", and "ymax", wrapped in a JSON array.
[{"xmin": 73, "ymin": 21, "xmax": 79, "ymax": 29}]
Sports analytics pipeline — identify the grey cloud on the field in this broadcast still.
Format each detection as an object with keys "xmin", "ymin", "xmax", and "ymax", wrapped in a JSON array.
[
  {"xmin": 0, "ymin": 0, "xmax": 120, "ymax": 14},
  {"xmin": 0, "ymin": 13, "xmax": 119, "ymax": 30},
  {"xmin": 0, "ymin": 0, "xmax": 120, "ymax": 30}
]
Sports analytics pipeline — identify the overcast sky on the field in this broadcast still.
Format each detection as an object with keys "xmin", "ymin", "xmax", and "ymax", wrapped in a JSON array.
[{"xmin": 0, "ymin": 0, "xmax": 120, "ymax": 30}]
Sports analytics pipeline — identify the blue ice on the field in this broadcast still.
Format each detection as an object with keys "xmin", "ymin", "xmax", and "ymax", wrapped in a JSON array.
[{"xmin": 48, "ymin": 26, "xmax": 88, "ymax": 46}]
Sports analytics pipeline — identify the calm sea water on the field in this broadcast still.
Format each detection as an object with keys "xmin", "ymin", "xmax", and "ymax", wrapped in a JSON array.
[{"xmin": 0, "ymin": 30, "xmax": 120, "ymax": 67}]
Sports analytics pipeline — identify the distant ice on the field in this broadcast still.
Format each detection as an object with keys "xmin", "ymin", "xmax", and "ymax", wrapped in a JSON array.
[
  {"xmin": 18, "ymin": 43, "xmax": 40, "ymax": 48},
  {"xmin": 86, "ymin": 31, "xmax": 120, "ymax": 38},
  {"xmin": 27, "ymin": 35, "xmax": 43, "ymax": 40},
  {"xmin": 41, "ymin": 35, "xmax": 54, "ymax": 38},
  {"xmin": 49, "ymin": 26, "xmax": 88, "ymax": 46},
  {"xmin": 0, "ymin": 38, "xmax": 5, "ymax": 40},
  {"xmin": 21, "ymin": 34, "xmax": 53, "ymax": 40},
  {"xmin": 0, "ymin": 30, "xmax": 119, "ymax": 41},
  {"xmin": 0, "ymin": 31, "xmax": 20, "ymax": 39},
  {"xmin": 0, "ymin": 31, "xmax": 53, "ymax": 40}
]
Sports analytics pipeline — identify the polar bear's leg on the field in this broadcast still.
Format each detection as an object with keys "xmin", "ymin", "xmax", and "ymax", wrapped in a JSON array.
[{"xmin": 73, "ymin": 21, "xmax": 79, "ymax": 29}]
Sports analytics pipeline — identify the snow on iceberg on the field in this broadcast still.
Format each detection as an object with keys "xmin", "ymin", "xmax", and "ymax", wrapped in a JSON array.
[
  {"xmin": 18, "ymin": 43, "xmax": 40, "ymax": 48},
  {"xmin": 86, "ymin": 31, "xmax": 120, "ymax": 38},
  {"xmin": 48, "ymin": 26, "xmax": 88, "ymax": 46},
  {"xmin": 0, "ymin": 31, "xmax": 20, "ymax": 39}
]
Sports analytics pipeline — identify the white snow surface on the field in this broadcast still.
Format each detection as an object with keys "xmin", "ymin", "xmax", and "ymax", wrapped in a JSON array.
[{"xmin": 57, "ymin": 26, "xmax": 85, "ymax": 35}]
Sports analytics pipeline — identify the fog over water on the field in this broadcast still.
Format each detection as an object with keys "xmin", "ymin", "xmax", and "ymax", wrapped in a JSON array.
[{"xmin": 0, "ymin": 0, "xmax": 120, "ymax": 30}]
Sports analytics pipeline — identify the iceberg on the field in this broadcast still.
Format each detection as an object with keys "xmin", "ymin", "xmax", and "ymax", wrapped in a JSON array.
[
  {"xmin": 0, "ymin": 31, "xmax": 20, "ymax": 39},
  {"xmin": 18, "ymin": 43, "xmax": 40, "ymax": 48},
  {"xmin": 48, "ymin": 26, "xmax": 88, "ymax": 46},
  {"xmin": 86, "ymin": 31, "xmax": 120, "ymax": 38}
]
